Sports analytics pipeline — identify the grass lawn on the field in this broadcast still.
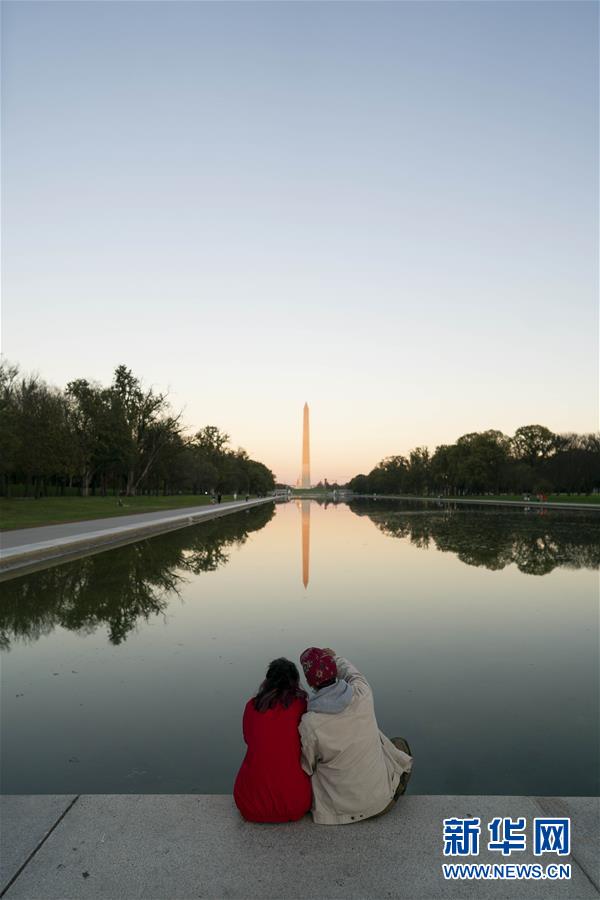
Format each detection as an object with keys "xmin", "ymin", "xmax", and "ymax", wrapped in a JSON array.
[
  {"xmin": 352, "ymin": 492, "xmax": 600, "ymax": 506},
  {"xmin": 0, "ymin": 494, "xmax": 238, "ymax": 531},
  {"xmin": 291, "ymin": 489, "xmax": 331, "ymax": 496},
  {"xmin": 457, "ymin": 494, "xmax": 600, "ymax": 505}
]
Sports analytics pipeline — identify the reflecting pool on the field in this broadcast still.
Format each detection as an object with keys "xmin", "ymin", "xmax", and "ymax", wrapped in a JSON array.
[{"xmin": 1, "ymin": 499, "xmax": 598, "ymax": 795}]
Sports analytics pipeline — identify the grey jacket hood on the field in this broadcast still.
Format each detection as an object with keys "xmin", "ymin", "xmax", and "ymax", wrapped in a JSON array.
[{"xmin": 307, "ymin": 679, "xmax": 353, "ymax": 714}]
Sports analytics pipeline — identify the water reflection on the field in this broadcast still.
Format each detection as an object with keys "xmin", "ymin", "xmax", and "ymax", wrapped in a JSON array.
[
  {"xmin": 301, "ymin": 500, "xmax": 310, "ymax": 588},
  {"xmin": 349, "ymin": 500, "xmax": 600, "ymax": 574},
  {"xmin": 0, "ymin": 504, "xmax": 274, "ymax": 650},
  {"xmin": 1, "ymin": 500, "xmax": 597, "ymax": 796}
]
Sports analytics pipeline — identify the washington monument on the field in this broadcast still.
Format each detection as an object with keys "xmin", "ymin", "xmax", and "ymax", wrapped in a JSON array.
[{"xmin": 301, "ymin": 402, "xmax": 311, "ymax": 488}]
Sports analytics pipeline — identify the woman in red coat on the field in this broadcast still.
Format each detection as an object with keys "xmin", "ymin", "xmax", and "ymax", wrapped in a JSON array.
[{"xmin": 234, "ymin": 658, "xmax": 312, "ymax": 823}]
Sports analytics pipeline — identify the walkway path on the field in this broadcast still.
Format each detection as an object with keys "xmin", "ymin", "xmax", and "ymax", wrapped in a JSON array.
[
  {"xmin": 0, "ymin": 498, "xmax": 274, "ymax": 577},
  {"xmin": 1, "ymin": 794, "xmax": 597, "ymax": 898}
]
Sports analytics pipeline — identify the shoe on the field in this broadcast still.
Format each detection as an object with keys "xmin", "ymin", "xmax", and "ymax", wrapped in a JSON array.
[
  {"xmin": 390, "ymin": 735, "xmax": 412, "ymax": 756},
  {"xmin": 390, "ymin": 736, "xmax": 413, "ymax": 798}
]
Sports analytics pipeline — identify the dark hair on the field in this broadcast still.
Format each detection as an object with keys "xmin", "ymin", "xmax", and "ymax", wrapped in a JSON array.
[{"xmin": 254, "ymin": 658, "xmax": 307, "ymax": 712}]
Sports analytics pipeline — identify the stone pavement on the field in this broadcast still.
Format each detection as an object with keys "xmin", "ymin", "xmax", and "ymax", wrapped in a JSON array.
[
  {"xmin": 1, "ymin": 794, "xmax": 598, "ymax": 899},
  {"xmin": 0, "ymin": 498, "xmax": 274, "ymax": 577}
]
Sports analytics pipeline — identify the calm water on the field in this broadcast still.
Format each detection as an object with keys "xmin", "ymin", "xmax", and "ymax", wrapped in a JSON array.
[{"xmin": 1, "ymin": 499, "xmax": 598, "ymax": 795}]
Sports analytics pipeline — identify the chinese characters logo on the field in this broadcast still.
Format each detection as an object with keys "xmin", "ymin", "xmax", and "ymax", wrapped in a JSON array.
[{"xmin": 443, "ymin": 816, "xmax": 570, "ymax": 857}]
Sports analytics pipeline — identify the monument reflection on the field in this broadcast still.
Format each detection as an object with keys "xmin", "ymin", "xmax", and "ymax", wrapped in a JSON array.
[
  {"xmin": 295, "ymin": 499, "xmax": 311, "ymax": 588},
  {"xmin": 301, "ymin": 500, "xmax": 310, "ymax": 588}
]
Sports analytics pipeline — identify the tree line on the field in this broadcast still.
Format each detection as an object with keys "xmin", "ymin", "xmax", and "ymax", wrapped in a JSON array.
[
  {"xmin": 0, "ymin": 362, "xmax": 275, "ymax": 498},
  {"xmin": 347, "ymin": 425, "xmax": 600, "ymax": 497}
]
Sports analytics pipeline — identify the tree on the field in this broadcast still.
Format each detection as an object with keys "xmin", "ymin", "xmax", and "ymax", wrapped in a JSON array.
[
  {"xmin": 430, "ymin": 444, "xmax": 458, "ymax": 495},
  {"xmin": 194, "ymin": 426, "xmax": 230, "ymax": 457},
  {"xmin": 246, "ymin": 460, "xmax": 275, "ymax": 495},
  {"xmin": 512, "ymin": 425, "xmax": 557, "ymax": 467},
  {"xmin": 454, "ymin": 430, "xmax": 511, "ymax": 494},
  {"xmin": 65, "ymin": 380, "xmax": 111, "ymax": 496},
  {"xmin": 110, "ymin": 365, "xmax": 182, "ymax": 495},
  {"xmin": 0, "ymin": 361, "xmax": 20, "ymax": 494},
  {"xmin": 12, "ymin": 373, "xmax": 70, "ymax": 497},
  {"xmin": 370, "ymin": 455, "xmax": 409, "ymax": 494},
  {"xmin": 347, "ymin": 474, "xmax": 369, "ymax": 493},
  {"xmin": 406, "ymin": 447, "xmax": 431, "ymax": 494}
]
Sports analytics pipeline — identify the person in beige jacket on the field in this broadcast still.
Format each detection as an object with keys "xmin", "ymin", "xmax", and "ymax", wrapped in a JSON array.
[{"xmin": 299, "ymin": 647, "xmax": 413, "ymax": 825}]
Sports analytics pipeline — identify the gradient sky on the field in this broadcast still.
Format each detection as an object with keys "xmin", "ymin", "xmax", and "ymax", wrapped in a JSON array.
[{"xmin": 2, "ymin": 1, "xmax": 598, "ymax": 484}]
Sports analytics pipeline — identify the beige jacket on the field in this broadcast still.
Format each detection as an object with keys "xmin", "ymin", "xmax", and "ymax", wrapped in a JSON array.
[{"xmin": 299, "ymin": 656, "xmax": 413, "ymax": 825}]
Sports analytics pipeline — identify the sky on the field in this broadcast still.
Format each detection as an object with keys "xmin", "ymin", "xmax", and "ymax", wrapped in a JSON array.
[{"xmin": 2, "ymin": 1, "xmax": 598, "ymax": 485}]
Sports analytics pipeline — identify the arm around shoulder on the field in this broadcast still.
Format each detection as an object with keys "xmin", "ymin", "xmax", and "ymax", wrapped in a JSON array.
[{"xmin": 335, "ymin": 656, "xmax": 371, "ymax": 693}]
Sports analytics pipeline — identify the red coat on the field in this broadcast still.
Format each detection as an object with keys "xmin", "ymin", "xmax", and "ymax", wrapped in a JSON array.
[{"xmin": 233, "ymin": 697, "xmax": 312, "ymax": 823}]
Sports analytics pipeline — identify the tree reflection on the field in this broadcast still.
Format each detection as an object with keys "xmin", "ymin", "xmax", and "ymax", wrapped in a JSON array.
[
  {"xmin": 0, "ymin": 504, "xmax": 274, "ymax": 650},
  {"xmin": 349, "ymin": 500, "xmax": 600, "ymax": 575}
]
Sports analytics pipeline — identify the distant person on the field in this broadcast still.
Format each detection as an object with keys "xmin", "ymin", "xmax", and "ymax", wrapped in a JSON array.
[
  {"xmin": 299, "ymin": 647, "xmax": 412, "ymax": 825},
  {"xmin": 234, "ymin": 658, "xmax": 312, "ymax": 823},
  {"xmin": 246, "ymin": 494, "xmax": 249, "ymax": 502},
  {"xmin": 217, "ymin": 493, "xmax": 222, "ymax": 504}
]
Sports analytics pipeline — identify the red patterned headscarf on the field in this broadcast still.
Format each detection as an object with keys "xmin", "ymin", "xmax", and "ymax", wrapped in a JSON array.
[{"xmin": 300, "ymin": 647, "xmax": 337, "ymax": 688}]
